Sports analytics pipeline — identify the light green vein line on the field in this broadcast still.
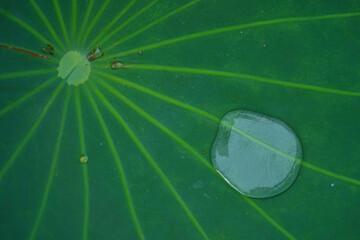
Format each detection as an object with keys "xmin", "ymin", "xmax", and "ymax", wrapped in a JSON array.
[
  {"xmin": 90, "ymin": 82, "xmax": 209, "ymax": 240},
  {"xmin": 75, "ymin": 88, "xmax": 89, "ymax": 240},
  {"xmin": 75, "ymin": 88, "xmax": 86, "ymax": 153},
  {"xmin": 106, "ymin": 0, "xmax": 199, "ymax": 51},
  {"xmin": 0, "ymin": 81, "xmax": 64, "ymax": 181},
  {"xmin": 302, "ymin": 162, "xmax": 360, "ymax": 185},
  {"xmin": 243, "ymin": 197, "xmax": 296, "ymax": 240},
  {"xmin": 93, "ymin": 70, "xmax": 217, "ymax": 122},
  {"xmin": 28, "ymin": 87, "xmax": 70, "ymax": 240},
  {"xmin": 52, "ymin": 0, "xmax": 70, "ymax": 47},
  {"xmin": 92, "ymin": 77, "xmax": 297, "ymax": 240},
  {"xmin": 113, "ymin": 11, "xmax": 360, "ymax": 58},
  {"xmin": 71, "ymin": 0, "xmax": 77, "ymax": 42},
  {"xmin": 29, "ymin": 0, "xmax": 66, "ymax": 52},
  {"xmin": 94, "ymin": 70, "xmax": 360, "ymax": 187},
  {"xmin": 81, "ymin": 164, "xmax": 89, "ymax": 240},
  {"xmin": 0, "ymin": 68, "xmax": 55, "ymax": 80},
  {"xmin": 129, "ymin": 64, "xmax": 360, "ymax": 97},
  {"xmin": 93, "ymin": 77, "xmax": 214, "ymax": 171},
  {"xmin": 81, "ymin": 0, "xmax": 111, "ymax": 45},
  {"xmin": 0, "ymin": 76, "xmax": 58, "ymax": 118},
  {"xmin": 87, "ymin": 0, "xmax": 137, "ymax": 48},
  {"xmin": 94, "ymin": 77, "xmax": 295, "ymax": 240},
  {"xmin": 0, "ymin": 8, "xmax": 51, "ymax": 46},
  {"xmin": 84, "ymin": 85, "xmax": 145, "ymax": 240},
  {"xmin": 101, "ymin": 0, "xmax": 158, "ymax": 49},
  {"xmin": 77, "ymin": 0, "xmax": 95, "ymax": 44}
]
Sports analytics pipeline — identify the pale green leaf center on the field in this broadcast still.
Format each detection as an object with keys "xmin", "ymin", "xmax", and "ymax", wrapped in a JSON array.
[{"xmin": 57, "ymin": 51, "xmax": 90, "ymax": 86}]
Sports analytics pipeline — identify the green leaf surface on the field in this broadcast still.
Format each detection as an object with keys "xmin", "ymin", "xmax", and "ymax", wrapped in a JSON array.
[{"xmin": 0, "ymin": 0, "xmax": 359, "ymax": 239}]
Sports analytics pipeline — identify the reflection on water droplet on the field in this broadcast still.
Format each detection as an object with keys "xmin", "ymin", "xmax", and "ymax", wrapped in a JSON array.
[
  {"xmin": 79, "ymin": 154, "xmax": 88, "ymax": 163},
  {"xmin": 87, "ymin": 46, "xmax": 103, "ymax": 61},
  {"xmin": 111, "ymin": 61, "xmax": 129, "ymax": 69},
  {"xmin": 211, "ymin": 110, "xmax": 302, "ymax": 198}
]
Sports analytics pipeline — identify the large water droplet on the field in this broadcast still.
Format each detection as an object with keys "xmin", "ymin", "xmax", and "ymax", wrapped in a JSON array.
[{"xmin": 211, "ymin": 110, "xmax": 302, "ymax": 198}]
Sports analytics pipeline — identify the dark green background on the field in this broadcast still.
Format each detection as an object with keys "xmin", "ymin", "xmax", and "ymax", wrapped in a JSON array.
[{"xmin": 0, "ymin": 0, "xmax": 359, "ymax": 239}]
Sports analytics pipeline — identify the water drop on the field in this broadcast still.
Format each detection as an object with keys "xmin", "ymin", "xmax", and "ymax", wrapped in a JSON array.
[
  {"xmin": 111, "ymin": 61, "xmax": 129, "ymax": 69},
  {"xmin": 190, "ymin": 180, "xmax": 204, "ymax": 189},
  {"xmin": 211, "ymin": 110, "xmax": 302, "ymax": 198},
  {"xmin": 87, "ymin": 46, "xmax": 103, "ymax": 61},
  {"xmin": 41, "ymin": 47, "xmax": 53, "ymax": 55},
  {"xmin": 202, "ymin": 150, "xmax": 206, "ymax": 154},
  {"xmin": 79, "ymin": 154, "xmax": 88, "ymax": 164},
  {"xmin": 138, "ymin": 50, "xmax": 143, "ymax": 56}
]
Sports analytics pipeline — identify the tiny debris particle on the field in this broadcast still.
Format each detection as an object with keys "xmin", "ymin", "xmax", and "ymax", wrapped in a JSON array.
[
  {"xmin": 46, "ymin": 43, "xmax": 55, "ymax": 51},
  {"xmin": 202, "ymin": 150, "xmax": 206, "ymax": 154},
  {"xmin": 79, "ymin": 154, "xmax": 88, "ymax": 163},
  {"xmin": 138, "ymin": 50, "xmax": 143, "ymax": 56},
  {"xmin": 330, "ymin": 183, "xmax": 335, "ymax": 187}
]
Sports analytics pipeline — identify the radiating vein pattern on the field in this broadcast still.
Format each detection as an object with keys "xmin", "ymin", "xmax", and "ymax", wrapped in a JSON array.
[
  {"xmin": 87, "ymin": 0, "xmax": 137, "ymax": 48},
  {"xmin": 0, "ymin": 7, "xmax": 53, "ymax": 48},
  {"xmin": 90, "ymin": 81, "xmax": 210, "ymax": 240},
  {"xmin": 29, "ymin": 0, "xmax": 66, "ymax": 52},
  {"xmin": 100, "ymin": 0, "xmax": 158, "ymax": 49},
  {"xmin": 52, "ymin": 0, "xmax": 70, "ymax": 47},
  {"xmin": 0, "ymin": 68, "xmax": 55, "ymax": 81},
  {"xmin": 93, "ymin": 74, "xmax": 297, "ymax": 240},
  {"xmin": 128, "ymin": 64, "xmax": 360, "ymax": 97},
  {"xmin": 29, "ymin": 87, "xmax": 70, "ymax": 240},
  {"xmin": 93, "ymin": 76, "xmax": 214, "ymax": 171},
  {"xmin": 71, "ymin": 0, "xmax": 77, "ymax": 42},
  {"xmin": 0, "ymin": 81, "xmax": 64, "ymax": 181},
  {"xmin": 0, "ymin": 76, "xmax": 57, "ymax": 118},
  {"xmin": 94, "ymin": 70, "xmax": 360, "ymax": 187},
  {"xmin": 77, "ymin": 0, "xmax": 95, "ymax": 44},
  {"xmin": 92, "ymin": 75, "xmax": 297, "ymax": 240},
  {"xmin": 81, "ymin": 0, "xmax": 111, "ymax": 45},
  {"xmin": 112, "ymin": 12, "xmax": 360, "ymax": 58},
  {"xmin": 75, "ymin": 88, "xmax": 90, "ymax": 240},
  {"xmin": 105, "ymin": 0, "xmax": 199, "ymax": 51},
  {"xmin": 85, "ymin": 86, "xmax": 145, "ymax": 240},
  {"xmin": 1, "ymin": 1, "xmax": 360, "ymax": 239}
]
